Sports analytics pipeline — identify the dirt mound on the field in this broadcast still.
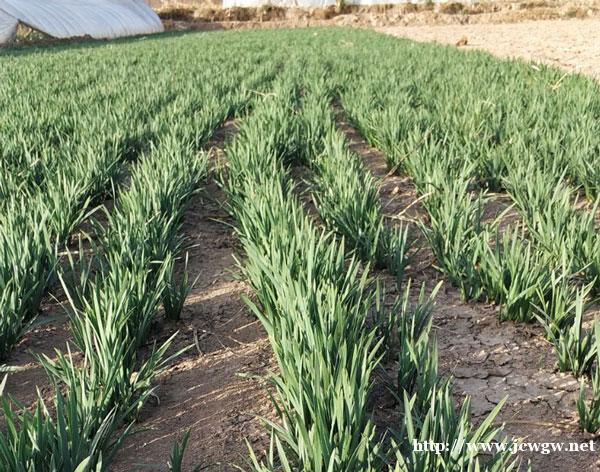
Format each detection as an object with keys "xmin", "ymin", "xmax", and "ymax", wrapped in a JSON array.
[{"xmin": 155, "ymin": 0, "xmax": 600, "ymax": 30}]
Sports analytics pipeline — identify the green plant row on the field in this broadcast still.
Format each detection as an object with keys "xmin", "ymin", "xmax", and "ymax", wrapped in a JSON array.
[
  {"xmin": 0, "ymin": 32, "xmax": 282, "ymax": 361},
  {"xmin": 221, "ymin": 55, "xmax": 517, "ymax": 469},
  {"xmin": 503, "ymin": 160, "xmax": 600, "ymax": 288},
  {"xmin": 297, "ymin": 78, "xmax": 411, "ymax": 289},
  {"xmin": 340, "ymin": 37, "xmax": 600, "ymax": 198},
  {"xmin": 0, "ymin": 112, "xmax": 216, "ymax": 472},
  {"xmin": 0, "ymin": 131, "xmax": 127, "ymax": 360},
  {"xmin": 4, "ymin": 26, "xmax": 600, "ymax": 462},
  {"xmin": 224, "ymin": 71, "xmax": 382, "ymax": 470},
  {"xmin": 0, "ymin": 35, "xmax": 283, "ymax": 469},
  {"xmin": 335, "ymin": 32, "xmax": 600, "ymax": 434},
  {"xmin": 0, "ymin": 67, "xmax": 192, "ymax": 360}
]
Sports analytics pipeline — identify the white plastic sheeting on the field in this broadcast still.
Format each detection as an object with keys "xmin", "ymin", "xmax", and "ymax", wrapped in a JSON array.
[
  {"xmin": 0, "ymin": 0, "xmax": 163, "ymax": 44},
  {"xmin": 0, "ymin": 10, "xmax": 17, "ymax": 43}
]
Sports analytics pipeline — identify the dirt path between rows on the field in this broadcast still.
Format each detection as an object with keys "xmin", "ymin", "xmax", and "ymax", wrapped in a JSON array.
[
  {"xmin": 379, "ymin": 18, "xmax": 600, "ymax": 81},
  {"xmin": 0, "ymin": 120, "xmax": 273, "ymax": 471},
  {"xmin": 109, "ymin": 121, "xmax": 276, "ymax": 471}
]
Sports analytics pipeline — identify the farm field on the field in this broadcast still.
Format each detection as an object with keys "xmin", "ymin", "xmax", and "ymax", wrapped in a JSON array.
[{"xmin": 1, "ymin": 27, "xmax": 600, "ymax": 471}]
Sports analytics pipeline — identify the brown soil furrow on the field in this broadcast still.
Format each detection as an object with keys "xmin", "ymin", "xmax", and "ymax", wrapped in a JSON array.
[{"xmin": 111, "ymin": 120, "xmax": 275, "ymax": 471}]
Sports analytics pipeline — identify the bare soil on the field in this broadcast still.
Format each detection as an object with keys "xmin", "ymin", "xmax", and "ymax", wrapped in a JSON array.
[{"xmin": 379, "ymin": 17, "xmax": 600, "ymax": 80}]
